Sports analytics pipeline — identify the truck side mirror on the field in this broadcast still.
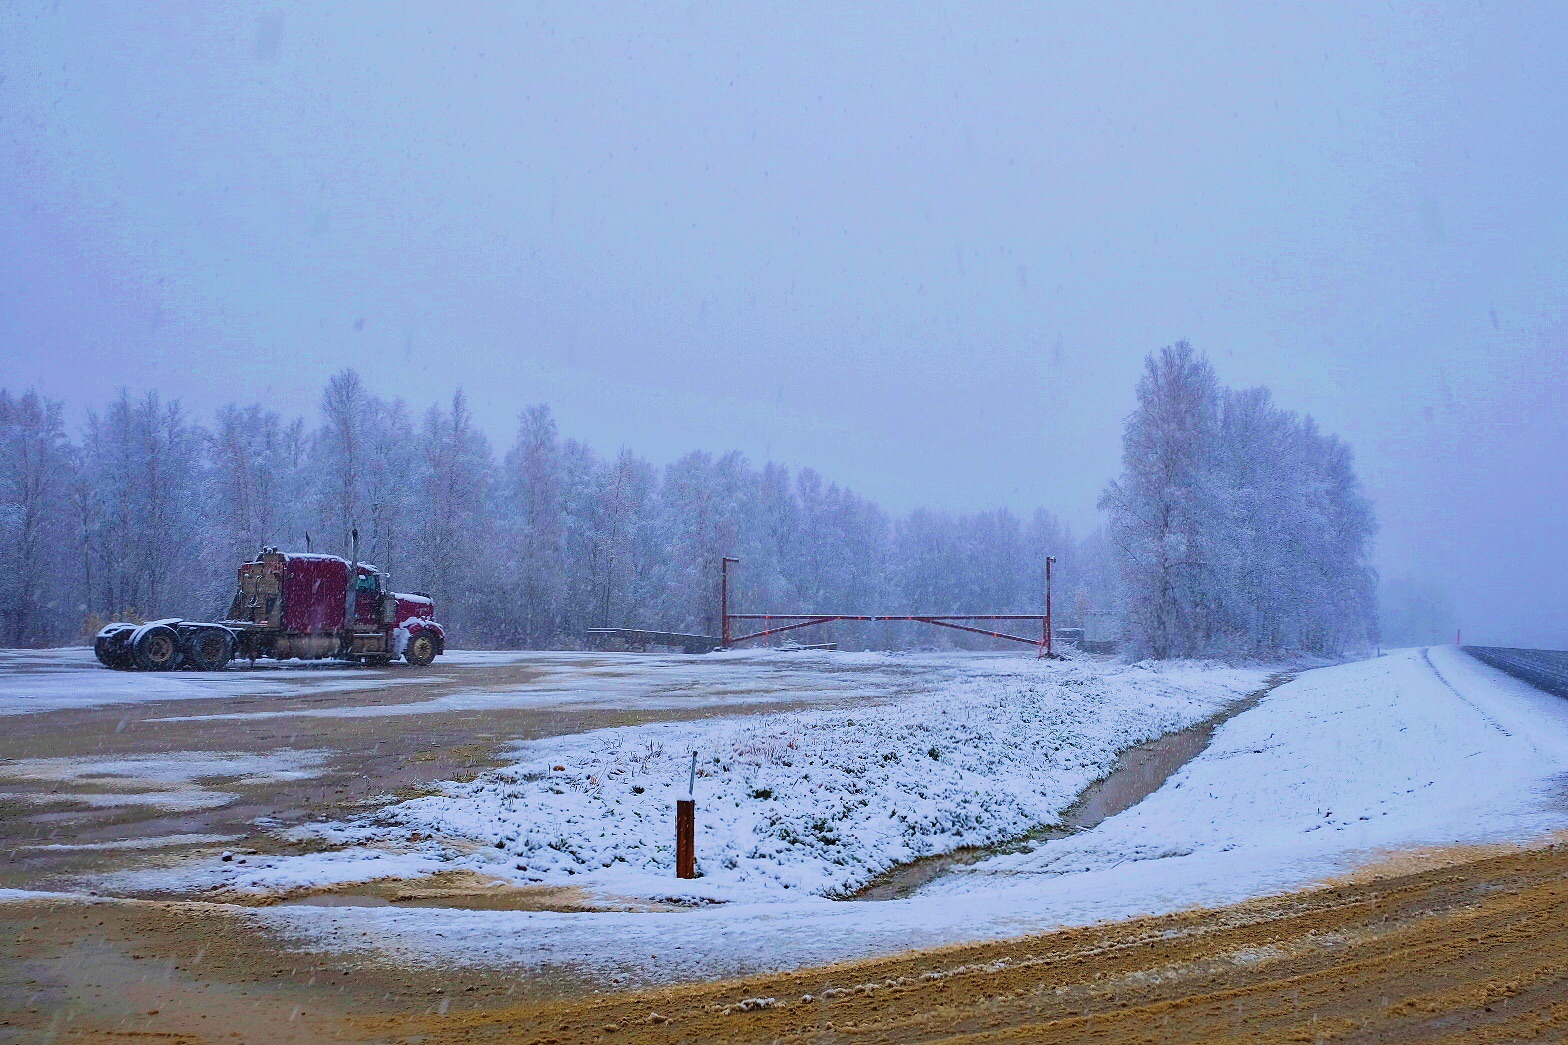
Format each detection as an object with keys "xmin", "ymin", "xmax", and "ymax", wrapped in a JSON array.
[{"xmin": 380, "ymin": 593, "xmax": 397, "ymax": 625}]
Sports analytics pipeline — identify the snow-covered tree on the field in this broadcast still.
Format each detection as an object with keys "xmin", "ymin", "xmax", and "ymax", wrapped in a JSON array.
[
  {"xmin": 210, "ymin": 405, "xmax": 286, "ymax": 562},
  {"xmin": 315, "ymin": 369, "xmax": 372, "ymax": 554},
  {"xmin": 413, "ymin": 390, "xmax": 493, "ymax": 637},
  {"xmin": 79, "ymin": 391, "xmax": 205, "ymax": 620},
  {"xmin": 652, "ymin": 451, "xmax": 751, "ymax": 634},
  {"xmin": 0, "ymin": 391, "xmax": 77, "ymax": 644},
  {"xmin": 1101, "ymin": 342, "xmax": 1376, "ymax": 658},
  {"xmin": 504, "ymin": 405, "xmax": 567, "ymax": 646},
  {"xmin": 587, "ymin": 448, "xmax": 658, "ymax": 628},
  {"xmin": 312, "ymin": 369, "xmax": 416, "ymax": 568},
  {"xmin": 1099, "ymin": 342, "xmax": 1222, "ymax": 657}
]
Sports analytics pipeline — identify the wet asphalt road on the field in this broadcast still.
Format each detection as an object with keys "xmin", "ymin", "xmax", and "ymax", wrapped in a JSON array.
[{"xmin": 1465, "ymin": 647, "xmax": 1568, "ymax": 700}]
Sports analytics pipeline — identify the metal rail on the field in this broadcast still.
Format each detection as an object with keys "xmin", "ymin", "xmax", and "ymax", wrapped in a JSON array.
[
  {"xmin": 720, "ymin": 557, "xmax": 1057, "ymax": 657},
  {"xmin": 586, "ymin": 628, "xmax": 723, "ymax": 654}
]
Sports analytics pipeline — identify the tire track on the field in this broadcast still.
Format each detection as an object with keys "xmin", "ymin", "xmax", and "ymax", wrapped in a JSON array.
[
  {"xmin": 1423, "ymin": 646, "xmax": 1512, "ymax": 737},
  {"xmin": 354, "ymin": 841, "xmax": 1568, "ymax": 1044}
]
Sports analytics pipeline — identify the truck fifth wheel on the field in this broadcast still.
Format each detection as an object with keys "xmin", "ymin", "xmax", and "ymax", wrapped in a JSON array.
[{"xmin": 93, "ymin": 542, "xmax": 445, "ymax": 671}]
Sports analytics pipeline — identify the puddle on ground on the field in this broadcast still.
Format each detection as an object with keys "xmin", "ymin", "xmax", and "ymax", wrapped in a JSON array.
[
  {"xmin": 849, "ymin": 672, "xmax": 1294, "ymax": 900},
  {"xmin": 279, "ymin": 893, "xmax": 394, "ymax": 907}
]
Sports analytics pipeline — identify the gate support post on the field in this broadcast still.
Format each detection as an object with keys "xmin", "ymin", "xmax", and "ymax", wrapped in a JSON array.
[
  {"xmin": 1042, "ymin": 556, "xmax": 1056, "ymax": 659},
  {"xmin": 724, "ymin": 552, "xmax": 743, "ymax": 643}
]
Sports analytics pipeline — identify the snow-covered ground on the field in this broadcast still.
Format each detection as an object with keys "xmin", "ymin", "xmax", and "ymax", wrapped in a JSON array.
[
  {"xmin": 118, "ymin": 656, "xmax": 1266, "ymax": 901},
  {"xmin": 0, "ymin": 647, "xmax": 456, "ymax": 714},
  {"xmin": 150, "ymin": 651, "xmax": 925, "ymax": 722},
  {"xmin": 234, "ymin": 646, "xmax": 1568, "ymax": 984},
  {"xmin": 10, "ymin": 645, "xmax": 1567, "ymax": 990},
  {"xmin": 0, "ymin": 647, "xmax": 938, "ymax": 718},
  {"xmin": 926, "ymin": 645, "xmax": 1568, "ymax": 894}
]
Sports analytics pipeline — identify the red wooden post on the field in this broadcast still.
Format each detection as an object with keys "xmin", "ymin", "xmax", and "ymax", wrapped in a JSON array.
[
  {"xmin": 676, "ymin": 799, "xmax": 696, "ymax": 878},
  {"xmin": 676, "ymin": 749, "xmax": 697, "ymax": 878}
]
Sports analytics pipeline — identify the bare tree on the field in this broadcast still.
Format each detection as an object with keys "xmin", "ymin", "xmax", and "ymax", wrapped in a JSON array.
[
  {"xmin": 0, "ymin": 391, "xmax": 76, "ymax": 644},
  {"xmin": 415, "ymin": 390, "xmax": 493, "ymax": 635},
  {"xmin": 504, "ymin": 405, "xmax": 567, "ymax": 645}
]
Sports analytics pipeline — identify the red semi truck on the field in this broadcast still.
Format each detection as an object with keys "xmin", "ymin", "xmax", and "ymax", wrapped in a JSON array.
[{"xmin": 93, "ymin": 545, "xmax": 445, "ymax": 671}]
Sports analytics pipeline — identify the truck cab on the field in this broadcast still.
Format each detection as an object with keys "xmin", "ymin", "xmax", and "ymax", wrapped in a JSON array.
[{"xmin": 347, "ymin": 563, "xmax": 439, "ymax": 664}]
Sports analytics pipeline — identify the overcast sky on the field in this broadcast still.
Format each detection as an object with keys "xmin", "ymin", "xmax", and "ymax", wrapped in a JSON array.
[{"xmin": 2, "ymin": 2, "xmax": 1565, "ymax": 646}]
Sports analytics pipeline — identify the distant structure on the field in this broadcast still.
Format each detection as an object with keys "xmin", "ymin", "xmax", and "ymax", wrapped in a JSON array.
[{"xmin": 1082, "ymin": 611, "xmax": 1120, "ymax": 655}]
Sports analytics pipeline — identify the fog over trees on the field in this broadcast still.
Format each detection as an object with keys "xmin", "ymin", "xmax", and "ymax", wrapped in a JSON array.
[{"xmin": 0, "ymin": 349, "xmax": 1377, "ymax": 657}]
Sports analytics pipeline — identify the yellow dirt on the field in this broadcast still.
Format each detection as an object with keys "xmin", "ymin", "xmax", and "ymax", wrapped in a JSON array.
[
  {"xmin": 358, "ymin": 841, "xmax": 1568, "ymax": 1043},
  {"xmin": 10, "ymin": 842, "xmax": 1568, "ymax": 1042}
]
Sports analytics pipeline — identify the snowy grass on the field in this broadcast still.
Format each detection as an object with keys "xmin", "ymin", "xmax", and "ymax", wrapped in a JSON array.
[{"xmin": 213, "ymin": 657, "xmax": 1268, "ymax": 902}]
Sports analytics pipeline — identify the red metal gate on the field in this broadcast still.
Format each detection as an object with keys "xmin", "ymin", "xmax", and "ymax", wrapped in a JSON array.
[{"xmin": 719, "ymin": 556, "xmax": 1058, "ymax": 657}]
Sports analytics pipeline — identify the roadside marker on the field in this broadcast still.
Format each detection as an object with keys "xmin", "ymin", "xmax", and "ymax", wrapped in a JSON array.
[{"xmin": 677, "ymin": 750, "xmax": 697, "ymax": 879}]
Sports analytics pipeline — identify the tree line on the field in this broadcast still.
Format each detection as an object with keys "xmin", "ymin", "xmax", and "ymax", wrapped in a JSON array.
[
  {"xmin": 0, "ymin": 346, "xmax": 1378, "ymax": 658},
  {"xmin": 0, "ymin": 372, "xmax": 1098, "ymax": 649}
]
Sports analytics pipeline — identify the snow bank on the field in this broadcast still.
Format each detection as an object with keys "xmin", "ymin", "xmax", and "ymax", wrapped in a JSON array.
[
  {"xmin": 156, "ymin": 657, "xmax": 1267, "ymax": 901},
  {"xmin": 930, "ymin": 645, "xmax": 1568, "ymax": 892}
]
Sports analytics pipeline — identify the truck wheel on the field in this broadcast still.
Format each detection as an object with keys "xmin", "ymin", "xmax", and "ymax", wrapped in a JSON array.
[
  {"xmin": 111, "ymin": 632, "xmax": 138, "ymax": 669},
  {"xmin": 403, "ymin": 632, "xmax": 437, "ymax": 667},
  {"xmin": 183, "ymin": 628, "xmax": 233, "ymax": 671},
  {"xmin": 93, "ymin": 633, "xmax": 114, "ymax": 667},
  {"xmin": 95, "ymin": 627, "xmax": 135, "ymax": 669},
  {"xmin": 133, "ymin": 625, "xmax": 183, "ymax": 671}
]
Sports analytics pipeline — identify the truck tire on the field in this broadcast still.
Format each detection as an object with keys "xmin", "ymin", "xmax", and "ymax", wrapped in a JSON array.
[
  {"xmin": 403, "ymin": 631, "xmax": 437, "ymax": 667},
  {"xmin": 133, "ymin": 625, "xmax": 183, "ymax": 671},
  {"xmin": 183, "ymin": 628, "xmax": 233, "ymax": 671},
  {"xmin": 94, "ymin": 626, "xmax": 136, "ymax": 669}
]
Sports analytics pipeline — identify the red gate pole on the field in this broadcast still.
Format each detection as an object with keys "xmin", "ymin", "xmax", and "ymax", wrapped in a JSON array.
[
  {"xmin": 1042, "ymin": 556, "xmax": 1056, "ymax": 659},
  {"xmin": 720, "ymin": 557, "xmax": 739, "ymax": 648}
]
